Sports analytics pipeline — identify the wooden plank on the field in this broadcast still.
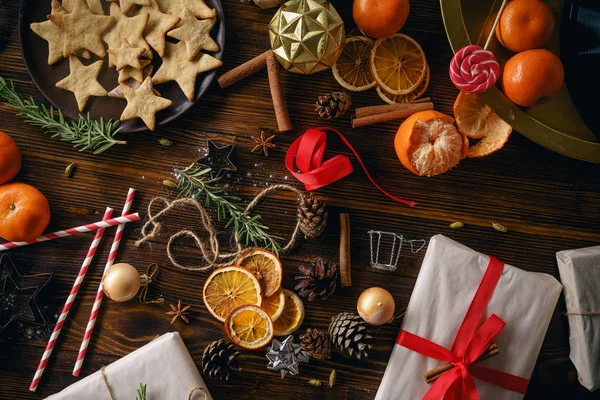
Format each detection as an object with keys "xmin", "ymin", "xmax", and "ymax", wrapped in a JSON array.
[{"xmin": 0, "ymin": 0, "xmax": 598, "ymax": 399}]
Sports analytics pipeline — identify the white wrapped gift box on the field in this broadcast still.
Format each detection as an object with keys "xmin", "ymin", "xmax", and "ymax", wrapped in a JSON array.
[
  {"xmin": 46, "ymin": 332, "xmax": 212, "ymax": 400},
  {"xmin": 557, "ymin": 245, "xmax": 600, "ymax": 392},
  {"xmin": 375, "ymin": 235, "xmax": 562, "ymax": 400}
]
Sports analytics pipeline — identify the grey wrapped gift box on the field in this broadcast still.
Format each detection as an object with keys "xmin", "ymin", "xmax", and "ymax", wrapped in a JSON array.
[
  {"xmin": 557, "ymin": 245, "xmax": 600, "ymax": 392},
  {"xmin": 46, "ymin": 332, "xmax": 213, "ymax": 399}
]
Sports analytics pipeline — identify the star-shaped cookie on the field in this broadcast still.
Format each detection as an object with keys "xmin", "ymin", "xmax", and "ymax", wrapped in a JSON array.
[
  {"xmin": 116, "ymin": 0, "xmax": 151, "ymax": 14},
  {"xmin": 62, "ymin": 0, "xmax": 104, "ymax": 15},
  {"xmin": 120, "ymin": 77, "xmax": 172, "ymax": 131},
  {"xmin": 103, "ymin": 2, "xmax": 151, "ymax": 67},
  {"xmin": 167, "ymin": 8, "xmax": 218, "ymax": 60},
  {"xmin": 30, "ymin": 0, "xmax": 72, "ymax": 65},
  {"xmin": 156, "ymin": 0, "xmax": 216, "ymax": 21},
  {"xmin": 152, "ymin": 41, "xmax": 222, "ymax": 101},
  {"xmin": 108, "ymin": 70, "xmax": 158, "ymax": 99},
  {"xmin": 56, "ymin": 56, "xmax": 107, "ymax": 111},
  {"xmin": 136, "ymin": 0, "xmax": 180, "ymax": 57},
  {"xmin": 118, "ymin": 59, "xmax": 152, "ymax": 83},
  {"xmin": 48, "ymin": 0, "xmax": 113, "ymax": 58},
  {"xmin": 107, "ymin": 39, "xmax": 145, "ymax": 71}
]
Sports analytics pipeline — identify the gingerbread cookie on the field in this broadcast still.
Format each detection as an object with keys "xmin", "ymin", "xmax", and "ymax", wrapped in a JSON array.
[
  {"xmin": 152, "ymin": 41, "xmax": 222, "ymax": 101},
  {"xmin": 56, "ymin": 56, "xmax": 107, "ymax": 111},
  {"xmin": 49, "ymin": 0, "xmax": 113, "ymax": 58},
  {"xmin": 167, "ymin": 8, "xmax": 218, "ymax": 60},
  {"xmin": 120, "ymin": 77, "xmax": 172, "ymax": 130}
]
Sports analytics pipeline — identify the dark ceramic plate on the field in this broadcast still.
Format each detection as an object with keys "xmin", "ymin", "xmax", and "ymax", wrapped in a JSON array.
[
  {"xmin": 19, "ymin": 0, "xmax": 225, "ymax": 132},
  {"xmin": 440, "ymin": 0, "xmax": 600, "ymax": 163}
]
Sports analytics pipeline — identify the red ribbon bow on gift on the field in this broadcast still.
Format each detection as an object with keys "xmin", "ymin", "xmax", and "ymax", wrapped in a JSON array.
[
  {"xmin": 285, "ymin": 127, "xmax": 416, "ymax": 207},
  {"xmin": 396, "ymin": 257, "xmax": 530, "ymax": 400}
]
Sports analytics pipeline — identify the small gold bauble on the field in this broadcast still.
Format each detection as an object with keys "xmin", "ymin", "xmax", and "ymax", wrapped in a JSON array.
[
  {"xmin": 357, "ymin": 287, "xmax": 395, "ymax": 326},
  {"xmin": 102, "ymin": 263, "xmax": 141, "ymax": 302},
  {"xmin": 269, "ymin": 0, "xmax": 345, "ymax": 74}
]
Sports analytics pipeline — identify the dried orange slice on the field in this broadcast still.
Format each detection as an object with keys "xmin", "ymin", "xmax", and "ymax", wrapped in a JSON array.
[
  {"xmin": 376, "ymin": 63, "xmax": 430, "ymax": 104},
  {"xmin": 225, "ymin": 305, "xmax": 274, "ymax": 350},
  {"xmin": 273, "ymin": 289, "xmax": 305, "ymax": 336},
  {"xmin": 453, "ymin": 91, "xmax": 512, "ymax": 158},
  {"xmin": 235, "ymin": 248, "xmax": 282, "ymax": 298},
  {"xmin": 371, "ymin": 34, "xmax": 427, "ymax": 95},
  {"xmin": 203, "ymin": 266, "xmax": 262, "ymax": 322},
  {"xmin": 261, "ymin": 288, "xmax": 285, "ymax": 322},
  {"xmin": 332, "ymin": 36, "xmax": 377, "ymax": 92}
]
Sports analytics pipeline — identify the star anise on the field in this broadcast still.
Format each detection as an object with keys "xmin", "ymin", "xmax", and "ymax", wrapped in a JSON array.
[
  {"xmin": 166, "ymin": 300, "xmax": 191, "ymax": 324},
  {"xmin": 251, "ymin": 129, "xmax": 276, "ymax": 156}
]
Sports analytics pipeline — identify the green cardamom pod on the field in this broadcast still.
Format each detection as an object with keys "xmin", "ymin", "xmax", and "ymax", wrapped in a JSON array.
[
  {"xmin": 329, "ymin": 369, "xmax": 336, "ymax": 387},
  {"xmin": 492, "ymin": 222, "xmax": 508, "ymax": 232},
  {"xmin": 159, "ymin": 138, "xmax": 172, "ymax": 146},
  {"xmin": 162, "ymin": 179, "xmax": 178, "ymax": 188},
  {"xmin": 449, "ymin": 221, "xmax": 464, "ymax": 229},
  {"xmin": 308, "ymin": 379, "xmax": 322, "ymax": 387},
  {"xmin": 65, "ymin": 162, "xmax": 76, "ymax": 178}
]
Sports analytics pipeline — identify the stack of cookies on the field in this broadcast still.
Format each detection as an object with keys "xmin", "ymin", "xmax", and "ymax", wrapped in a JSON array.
[{"xmin": 30, "ymin": 0, "xmax": 223, "ymax": 130}]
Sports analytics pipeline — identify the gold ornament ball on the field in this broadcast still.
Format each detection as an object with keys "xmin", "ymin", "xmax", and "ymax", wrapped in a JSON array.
[
  {"xmin": 102, "ymin": 263, "xmax": 141, "ymax": 302},
  {"xmin": 269, "ymin": 0, "xmax": 346, "ymax": 74},
  {"xmin": 357, "ymin": 287, "xmax": 395, "ymax": 325}
]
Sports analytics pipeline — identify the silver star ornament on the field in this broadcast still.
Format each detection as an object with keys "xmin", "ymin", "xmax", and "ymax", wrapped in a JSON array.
[{"xmin": 265, "ymin": 335, "xmax": 309, "ymax": 378}]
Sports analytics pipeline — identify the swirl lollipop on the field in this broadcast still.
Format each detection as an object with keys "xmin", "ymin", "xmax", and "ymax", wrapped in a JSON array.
[{"xmin": 449, "ymin": 0, "xmax": 508, "ymax": 93}]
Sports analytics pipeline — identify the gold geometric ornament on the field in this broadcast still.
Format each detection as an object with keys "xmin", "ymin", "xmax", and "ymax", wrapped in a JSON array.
[{"xmin": 269, "ymin": 0, "xmax": 345, "ymax": 74}]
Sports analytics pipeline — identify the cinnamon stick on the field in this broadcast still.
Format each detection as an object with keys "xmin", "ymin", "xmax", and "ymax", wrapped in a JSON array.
[
  {"xmin": 218, "ymin": 50, "xmax": 270, "ymax": 89},
  {"xmin": 339, "ymin": 213, "xmax": 351, "ymax": 287},
  {"xmin": 424, "ymin": 343, "xmax": 500, "ymax": 384},
  {"xmin": 352, "ymin": 102, "xmax": 434, "ymax": 128},
  {"xmin": 266, "ymin": 51, "xmax": 293, "ymax": 132},
  {"xmin": 413, "ymin": 96, "xmax": 431, "ymax": 103},
  {"xmin": 355, "ymin": 101, "xmax": 430, "ymax": 119}
]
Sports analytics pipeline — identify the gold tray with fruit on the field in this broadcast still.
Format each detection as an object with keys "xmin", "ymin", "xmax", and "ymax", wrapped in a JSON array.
[{"xmin": 440, "ymin": 0, "xmax": 600, "ymax": 163}]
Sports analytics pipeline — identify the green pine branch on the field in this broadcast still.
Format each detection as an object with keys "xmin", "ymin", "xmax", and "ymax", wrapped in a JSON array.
[
  {"xmin": 169, "ymin": 163, "xmax": 283, "ymax": 254},
  {"xmin": 0, "ymin": 75, "xmax": 125, "ymax": 154},
  {"xmin": 136, "ymin": 383, "xmax": 147, "ymax": 400}
]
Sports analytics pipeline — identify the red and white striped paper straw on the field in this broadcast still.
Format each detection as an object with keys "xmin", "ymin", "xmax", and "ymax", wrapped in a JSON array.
[
  {"xmin": 0, "ymin": 214, "xmax": 140, "ymax": 252},
  {"xmin": 73, "ymin": 188, "xmax": 136, "ymax": 376},
  {"xmin": 29, "ymin": 207, "xmax": 114, "ymax": 392}
]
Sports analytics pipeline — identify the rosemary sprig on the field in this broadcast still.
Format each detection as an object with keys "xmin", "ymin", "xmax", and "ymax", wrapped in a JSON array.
[
  {"xmin": 173, "ymin": 163, "xmax": 283, "ymax": 253},
  {"xmin": 0, "ymin": 75, "xmax": 125, "ymax": 154},
  {"xmin": 136, "ymin": 383, "xmax": 147, "ymax": 400}
]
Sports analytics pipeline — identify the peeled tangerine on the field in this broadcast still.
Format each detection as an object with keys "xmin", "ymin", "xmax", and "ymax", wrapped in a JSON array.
[{"xmin": 395, "ymin": 110, "xmax": 467, "ymax": 176}]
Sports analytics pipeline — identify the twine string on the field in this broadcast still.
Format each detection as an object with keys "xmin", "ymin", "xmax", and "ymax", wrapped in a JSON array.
[
  {"xmin": 139, "ymin": 263, "xmax": 164, "ymax": 305},
  {"xmin": 135, "ymin": 184, "xmax": 304, "ymax": 271},
  {"xmin": 100, "ymin": 367, "xmax": 208, "ymax": 400},
  {"xmin": 100, "ymin": 367, "xmax": 116, "ymax": 400},
  {"xmin": 187, "ymin": 386, "xmax": 208, "ymax": 400},
  {"xmin": 564, "ymin": 312, "xmax": 600, "ymax": 316}
]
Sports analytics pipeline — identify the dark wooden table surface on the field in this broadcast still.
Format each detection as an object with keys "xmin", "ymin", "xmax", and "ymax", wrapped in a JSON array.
[{"xmin": 1, "ymin": 1, "xmax": 599, "ymax": 399}]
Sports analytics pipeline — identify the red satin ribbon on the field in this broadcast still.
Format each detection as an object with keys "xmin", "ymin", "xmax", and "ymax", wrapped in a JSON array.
[
  {"xmin": 285, "ymin": 127, "xmax": 416, "ymax": 207},
  {"xmin": 396, "ymin": 256, "xmax": 530, "ymax": 399}
]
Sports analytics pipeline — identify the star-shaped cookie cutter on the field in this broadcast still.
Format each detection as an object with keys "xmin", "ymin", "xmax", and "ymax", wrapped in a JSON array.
[
  {"xmin": 0, "ymin": 254, "xmax": 54, "ymax": 333},
  {"xmin": 196, "ymin": 140, "xmax": 236, "ymax": 179}
]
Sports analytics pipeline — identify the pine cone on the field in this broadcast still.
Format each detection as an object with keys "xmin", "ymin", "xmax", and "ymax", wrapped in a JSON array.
[
  {"xmin": 300, "ymin": 328, "xmax": 333, "ymax": 360},
  {"xmin": 328, "ymin": 312, "xmax": 373, "ymax": 360},
  {"xmin": 315, "ymin": 91, "xmax": 352, "ymax": 120},
  {"xmin": 201, "ymin": 339, "xmax": 241, "ymax": 380},
  {"xmin": 295, "ymin": 257, "xmax": 338, "ymax": 301},
  {"xmin": 298, "ymin": 193, "xmax": 328, "ymax": 239}
]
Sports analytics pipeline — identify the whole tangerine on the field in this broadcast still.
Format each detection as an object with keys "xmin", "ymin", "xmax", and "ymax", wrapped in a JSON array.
[
  {"xmin": 395, "ymin": 110, "xmax": 468, "ymax": 177},
  {"xmin": 502, "ymin": 49, "xmax": 564, "ymax": 107},
  {"xmin": 0, "ymin": 131, "xmax": 22, "ymax": 185},
  {"xmin": 353, "ymin": 0, "xmax": 410, "ymax": 39},
  {"xmin": 0, "ymin": 182, "xmax": 51, "ymax": 242},
  {"xmin": 495, "ymin": 0, "xmax": 555, "ymax": 53}
]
